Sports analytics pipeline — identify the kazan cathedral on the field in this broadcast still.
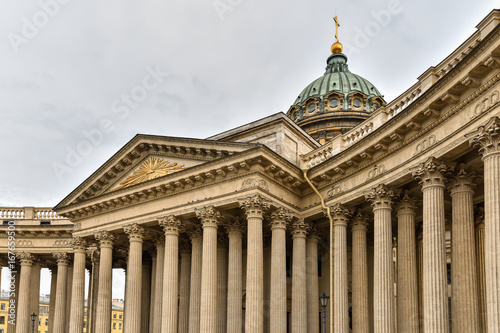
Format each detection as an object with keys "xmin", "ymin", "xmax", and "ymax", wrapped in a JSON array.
[{"xmin": 2, "ymin": 9, "xmax": 500, "ymax": 333}]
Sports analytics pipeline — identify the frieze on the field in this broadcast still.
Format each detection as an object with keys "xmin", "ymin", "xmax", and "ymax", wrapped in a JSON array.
[
  {"xmin": 366, "ymin": 164, "xmax": 385, "ymax": 181},
  {"xmin": 16, "ymin": 240, "xmax": 33, "ymax": 247},
  {"xmin": 468, "ymin": 89, "xmax": 499, "ymax": 119},
  {"xmin": 414, "ymin": 135, "xmax": 437, "ymax": 155},
  {"xmin": 53, "ymin": 239, "xmax": 72, "ymax": 247},
  {"xmin": 241, "ymin": 178, "xmax": 269, "ymax": 191},
  {"xmin": 327, "ymin": 184, "xmax": 342, "ymax": 198}
]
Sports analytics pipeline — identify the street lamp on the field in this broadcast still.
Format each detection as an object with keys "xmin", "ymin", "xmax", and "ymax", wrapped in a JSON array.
[
  {"xmin": 30, "ymin": 313, "xmax": 37, "ymax": 333},
  {"xmin": 319, "ymin": 292, "xmax": 329, "ymax": 333}
]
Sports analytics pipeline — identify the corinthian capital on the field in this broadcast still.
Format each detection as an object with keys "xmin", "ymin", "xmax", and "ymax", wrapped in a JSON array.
[
  {"xmin": 365, "ymin": 184, "xmax": 395, "ymax": 210},
  {"xmin": 16, "ymin": 252, "xmax": 35, "ymax": 265},
  {"xmin": 411, "ymin": 157, "xmax": 451, "ymax": 189},
  {"xmin": 466, "ymin": 116, "xmax": 500, "ymax": 157},
  {"xmin": 448, "ymin": 164, "xmax": 478, "ymax": 195},
  {"xmin": 124, "ymin": 223, "xmax": 146, "ymax": 242},
  {"xmin": 195, "ymin": 206, "xmax": 222, "ymax": 228},
  {"xmin": 53, "ymin": 252, "xmax": 70, "ymax": 265},
  {"xmin": 395, "ymin": 190, "xmax": 418, "ymax": 216},
  {"xmin": 71, "ymin": 237, "xmax": 88, "ymax": 252},
  {"xmin": 290, "ymin": 219, "xmax": 309, "ymax": 238},
  {"xmin": 238, "ymin": 194, "xmax": 270, "ymax": 218},
  {"xmin": 269, "ymin": 207, "xmax": 292, "ymax": 230},
  {"xmin": 330, "ymin": 203, "xmax": 352, "ymax": 226},
  {"xmin": 159, "ymin": 215, "xmax": 182, "ymax": 235},
  {"xmin": 94, "ymin": 231, "xmax": 115, "ymax": 248}
]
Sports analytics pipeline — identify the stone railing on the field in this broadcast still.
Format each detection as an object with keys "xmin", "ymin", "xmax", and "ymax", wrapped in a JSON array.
[
  {"xmin": 0, "ymin": 207, "xmax": 65, "ymax": 220},
  {"xmin": 343, "ymin": 122, "xmax": 374, "ymax": 147},
  {"xmin": 386, "ymin": 85, "xmax": 422, "ymax": 119}
]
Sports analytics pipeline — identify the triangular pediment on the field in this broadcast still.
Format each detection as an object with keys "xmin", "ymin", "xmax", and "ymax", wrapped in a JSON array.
[{"xmin": 54, "ymin": 134, "xmax": 258, "ymax": 209}]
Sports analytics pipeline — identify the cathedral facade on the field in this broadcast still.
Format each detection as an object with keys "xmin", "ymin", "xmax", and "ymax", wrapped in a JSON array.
[{"xmin": 1, "ymin": 9, "xmax": 500, "ymax": 333}]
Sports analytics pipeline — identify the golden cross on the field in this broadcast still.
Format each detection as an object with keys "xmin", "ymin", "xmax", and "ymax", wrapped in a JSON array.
[{"xmin": 333, "ymin": 16, "xmax": 340, "ymax": 43}]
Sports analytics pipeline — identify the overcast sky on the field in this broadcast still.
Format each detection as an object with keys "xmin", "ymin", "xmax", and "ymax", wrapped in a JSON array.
[
  {"xmin": 1, "ymin": 1, "xmax": 498, "ymax": 207},
  {"xmin": 0, "ymin": 0, "xmax": 498, "ymax": 299}
]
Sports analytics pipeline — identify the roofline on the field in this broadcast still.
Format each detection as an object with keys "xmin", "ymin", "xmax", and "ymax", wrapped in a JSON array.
[{"xmin": 206, "ymin": 112, "xmax": 321, "ymax": 148}]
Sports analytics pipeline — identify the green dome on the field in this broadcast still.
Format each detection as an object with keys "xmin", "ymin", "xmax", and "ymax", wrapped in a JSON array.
[{"xmin": 294, "ymin": 53, "xmax": 382, "ymax": 105}]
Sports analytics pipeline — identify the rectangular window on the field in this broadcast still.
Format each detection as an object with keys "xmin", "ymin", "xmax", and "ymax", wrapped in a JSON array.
[
  {"xmin": 0, "ymin": 303, "xmax": 5, "ymax": 310},
  {"xmin": 40, "ymin": 220, "xmax": 51, "ymax": 225},
  {"xmin": 119, "ymin": 323, "xmax": 122, "ymax": 329},
  {"xmin": 113, "ymin": 323, "xmax": 116, "ymax": 329},
  {"xmin": 0, "ymin": 316, "xmax": 5, "ymax": 324},
  {"xmin": 113, "ymin": 313, "xmax": 116, "ymax": 319},
  {"xmin": 119, "ymin": 314, "xmax": 122, "ymax": 319},
  {"xmin": 45, "ymin": 319, "xmax": 48, "ymax": 326}
]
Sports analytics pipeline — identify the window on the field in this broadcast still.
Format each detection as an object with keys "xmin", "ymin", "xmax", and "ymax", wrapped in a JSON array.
[
  {"xmin": 0, "ymin": 316, "xmax": 4, "ymax": 324},
  {"xmin": 119, "ymin": 314, "xmax": 122, "ymax": 319},
  {"xmin": 119, "ymin": 323, "xmax": 122, "ymax": 329},
  {"xmin": 308, "ymin": 103, "xmax": 316, "ymax": 113},
  {"xmin": 113, "ymin": 313, "xmax": 116, "ymax": 319},
  {"xmin": 353, "ymin": 98, "xmax": 362, "ymax": 108},
  {"xmin": 113, "ymin": 323, "xmax": 116, "ymax": 329},
  {"xmin": 329, "ymin": 99, "xmax": 339, "ymax": 108},
  {"xmin": 0, "ymin": 303, "xmax": 5, "ymax": 310},
  {"xmin": 38, "ymin": 319, "xmax": 41, "ymax": 325},
  {"xmin": 40, "ymin": 220, "xmax": 51, "ymax": 225},
  {"xmin": 45, "ymin": 319, "xmax": 48, "ymax": 326}
]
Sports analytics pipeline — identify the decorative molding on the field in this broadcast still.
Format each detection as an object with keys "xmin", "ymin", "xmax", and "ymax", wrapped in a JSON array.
[
  {"xmin": 366, "ymin": 164, "xmax": 385, "ymax": 181},
  {"xmin": 241, "ymin": 178, "xmax": 269, "ymax": 191},
  {"xmin": 414, "ymin": 135, "xmax": 437, "ymax": 155},
  {"xmin": 327, "ymin": 184, "xmax": 342, "ymax": 198}
]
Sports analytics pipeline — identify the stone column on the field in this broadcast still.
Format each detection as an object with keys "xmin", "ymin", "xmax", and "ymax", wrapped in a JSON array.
[
  {"xmin": 178, "ymin": 241, "xmax": 191, "ymax": 333},
  {"xmin": 89, "ymin": 251, "xmax": 100, "ymax": 333},
  {"xmin": 123, "ymin": 224, "xmax": 145, "ymax": 333},
  {"xmin": 69, "ymin": 237, "xmax": 87, "ymax": 333},
  {"xmin": 94, "ymin": 231, "xmax": 115, "ymax": 333},
  {"xmin": 66, "ymin": 265, "xmax": 73, "ymax": 332},
  {"xmin": 7, "ymin": 265, "xmax": 19, "ymax": 333},
  {"xmin": 196, "ymin": 207, "xmax": 221, "ymax": 333},
  {"xmin": 159, "ymin": 216, "xmax": 182, "ymax": 333},
  {"xmin": 291, "ymin": 219, "xmax": 308, "ymax": 333},
  {"xmin": 475, "ymin": 208, "xmax": 487, "ymax": 332},
  {"xmin": 412, "ymin": 157, "xmax": 450, "ymax": 333},
  {"xmin": 366, "ymin": 184, "xmax": 395, "ymax": 333},
  {"xmin": 268, "ymin": 208, "xmax": 290, "ymax": 333},
  {"xmin": 152, "ymin": 238, "xmax": 164, "ymax": 333},
  {"xmin": 306, "ymin": 228, "xmax": 320, "ymax": 333},
  {"xmin": 188, "ymin": 228, "xmax": 203, "ymax": 333},
  {"xmin": 141, "ymin": 255, "xmax": 152, "ymax": 333},
  {"xmin": 449, "ymin": 166, "xmax": 480, "ymax": 332},
  {"xmin": 16, "ymin": 252, "xmax": 34, "ymax": 333},
  {"xmin": 217, "ymin": 236, "xmax": 228, "ymax": 333},
  {"xmin": 225, "ymin": 219, "xmax": 244, "ymax": 333},
  {"xmin": 467, "ymin": 117, "xmax": 500, "ymax": 331},
  {"xmin": 416, "ymin": 223, "xmax": 424, "ymax": 333},
  {"xmin": 395, "ymin": 192, "xmax": 419, "ymax": 333},
  {"xmin": 330, "ymin": 204, "xmax": 351, "ymax": 333},
  {"xmin": 351, "ymin": 212, "xmax": 370, "ymax": 333},
  {"xmin": 52, "ymin": 252, "xmax": 69, "ymax": 333},
  {"xmin": 47, "ymin": 268, "xmax": 57, "ymax": 333},
  {"xmin": 29, "ymin": 261, "xmax": 41, "ymax": 328},
  {"xmin": 149, "ymin": 251, "xmax": 156, "ymax": 333},
  {"xmin": 239, "ymin": 195, "xmax": 270, "ymax": 333}
]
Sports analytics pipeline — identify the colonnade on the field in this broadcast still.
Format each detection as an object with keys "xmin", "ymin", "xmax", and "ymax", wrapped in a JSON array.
[{"xmin": 4, "ymin": 117, "xmax": 500, "ymax": 332}]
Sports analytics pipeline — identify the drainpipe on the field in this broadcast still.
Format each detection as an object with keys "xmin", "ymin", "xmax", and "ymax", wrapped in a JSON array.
[{"xmin": 302, "ymin": 168, "xmax": 333, "ymax": 333}]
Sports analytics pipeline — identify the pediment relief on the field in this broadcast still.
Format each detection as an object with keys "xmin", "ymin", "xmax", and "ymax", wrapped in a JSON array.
[{"xmin": 108, "ymin": 156, "xmax": 186, "ymax": 192}]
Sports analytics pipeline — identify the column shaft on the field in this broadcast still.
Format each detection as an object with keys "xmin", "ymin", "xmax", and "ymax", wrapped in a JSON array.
[
  {"xmin": 240, "ymin": 195, "xmax": 269, "ymax": 333},
  {"xmin": 153, "ymin": 240, "xmax": 164, "ymax": 333},
  {"xmin": 188, "ymin": 231, "xmax": 203, "ymax": 333},
  {"xmin": 141, "ymin": 259, "xmax": 152, "ymax": 333},
  {"xmin": 416, "ymin": 228, "xmax": 424, "ymax": 333},
  {"xmin": 226, "ymin": 223, "xmax": 243, "ymax": 333},
  {"xmin": 291, "ymin": 221, "xmax": 308, "ymax": 333},
  {"xmin": 160, "ymin": 216, "xmax": 181, "ymax": 333},
  {"xmin": 94, "ymin": 232, "xmax": 115, "ymax": 333},
  {"xmin": 331, "ymin": 204, "xmax": 349, "ymax": 333},
  {"xmin": 450, "ymin": 171, "xmax": 480, "ymax": 332},
  {"xmin": 178, "ymin": 250, "xmax": 191, "ymax": 333},
  {"xmin": 475, "ymin": 217, "xmax": 486, "ymax": 332},
  {"xmin": 269, "ymin": 209, "xmax": 288, "ymax": 333},
  {"xmin": 17, "ymin": 254, "xmax": 33, "ymax": 333},
  {"xmin": 149, "ymin": 254, "xmax": 157, "ymax": 333},
  {"xmin": 366, "ymin": 185, "xmax": 395, "ymax": 333},
  {"xmin": 91, "ymin": 258, "xmax": 100, "ymax": 333},
  {"xmin": 197, "ymin": 207, "xmax": 221, "ymax": 333},
  {"xmin": 47, "ymin": 269, "xmax": 57, "ymax": 333},
  {"xmin": 53, "ymin": 253, "xmax": 69, "ymax": 333},
  {"xmin": 352, "ymin": 217, "xmax": 369, "ymax": 333},
  {"xmin": 396, "ymin": 198, "xmax": 419, "ymax": 333},
  {"xmin": 217, "ymin": 245, "xmax": 228, "ymax": 333},
  {"xmin": 124, "ymin": 224, "xmax": 144, "ymax": 333},
  {"xmin": 65, "ymin": 266, "xmax": 73, "ymax": 333},
  {"xmin": 306, "ymin": 234, "xmax": 319, "ymax": 333},
  {"xmin": 69, "ymin": 238, "xmax": 87, "ymax": 333},
  {"xmin": 29, "ymin": 263, "xmax": 41, "ymax": 327}
]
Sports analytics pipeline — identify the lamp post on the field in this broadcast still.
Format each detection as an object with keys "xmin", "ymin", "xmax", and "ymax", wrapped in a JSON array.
[
  {"xmin": 319, "ymin": 292, "xmax": 329, "ymax": 333},
  {"xmin": 30, "ymin": 313, "xmax": 37, "ymax": 333}
]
